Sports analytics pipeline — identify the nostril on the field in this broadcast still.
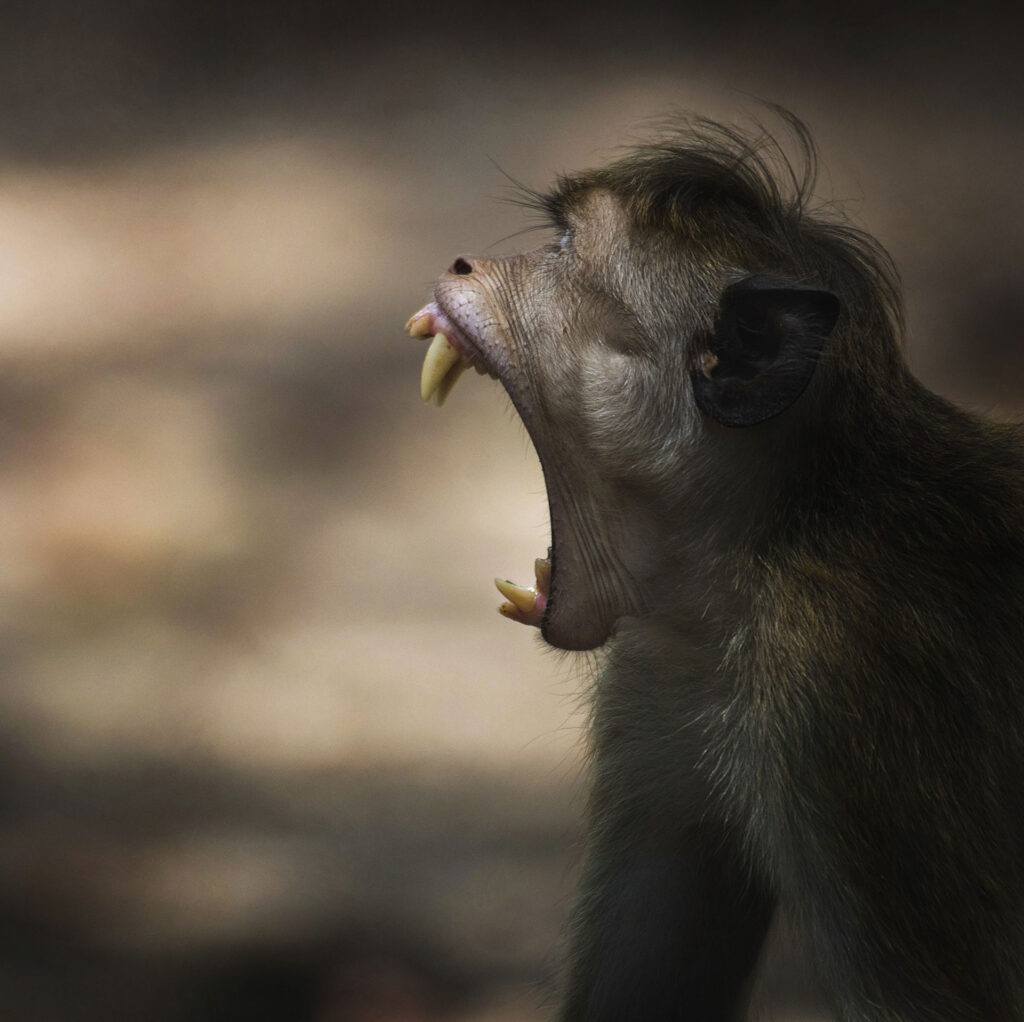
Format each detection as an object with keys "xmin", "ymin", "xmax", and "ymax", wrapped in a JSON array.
[{"xmin": 450, "ymin": 256, "xmax": 473, "ymax": 275}]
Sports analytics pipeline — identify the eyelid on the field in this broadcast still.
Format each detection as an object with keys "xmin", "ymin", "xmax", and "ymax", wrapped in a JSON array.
[{"xmin": 559, "ymin": 229, "xmax": 572, "ymax": 251}]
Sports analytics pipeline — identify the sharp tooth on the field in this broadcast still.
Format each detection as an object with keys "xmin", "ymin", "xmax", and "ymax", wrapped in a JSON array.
[
  {"xmin": 406, "ymin": 312, "xmax": 434, "ymax": 338},
  {"xmin": 433, "ymin": 360, "xmax": 467, "ymax": 406},
  {"xmin": 534, "ymin": 557, "xmax": 551, "ymax": 595},
  {"xmin": 494, "ymin": 577, "xmax": 537, "ymax": 614},
  {"xmin": 420, "ymin": 334, "xmax": 461, "ymax": 403}
]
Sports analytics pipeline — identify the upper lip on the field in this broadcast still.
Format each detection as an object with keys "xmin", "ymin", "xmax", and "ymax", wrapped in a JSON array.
[{"xmin": 431, "ymin": 296, "xmax": 492, "ymax": 375}]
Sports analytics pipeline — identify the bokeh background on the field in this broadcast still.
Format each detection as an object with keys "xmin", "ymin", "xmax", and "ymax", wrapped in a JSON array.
[{"xmin": 0, "ymin": 3, "xmax": 1021, "ymax": 1019}]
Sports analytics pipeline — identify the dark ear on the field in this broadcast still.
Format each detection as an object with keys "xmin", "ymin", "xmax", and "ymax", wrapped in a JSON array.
[{"xmin": 692, "ymin": 274, "xmax": 840, "ymax": 428}]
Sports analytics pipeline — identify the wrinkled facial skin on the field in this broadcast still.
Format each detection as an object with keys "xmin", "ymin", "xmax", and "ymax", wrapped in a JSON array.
[{"xmin": 427, "ymin": 190, "xmax": 727, "ymax": 650}]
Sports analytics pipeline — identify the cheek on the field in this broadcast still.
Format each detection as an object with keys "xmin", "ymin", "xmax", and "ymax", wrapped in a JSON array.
[
  {"xmin": 579, "ymin": 350, "xmax": 642, "ymax": 435},
  {"xmin": 568, "ymin": 350, "xmax": 689, "ymax": 483}
]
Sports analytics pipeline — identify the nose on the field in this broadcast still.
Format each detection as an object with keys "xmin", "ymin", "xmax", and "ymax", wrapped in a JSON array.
[{"xmin": 449, "ymin": 256, "xmax": 474, "ymax": 275}]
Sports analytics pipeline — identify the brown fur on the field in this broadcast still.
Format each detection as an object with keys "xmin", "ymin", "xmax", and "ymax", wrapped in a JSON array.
[{"xmin": 424, "ymin": 113, "xmax": 1024, "ymax": 1020}]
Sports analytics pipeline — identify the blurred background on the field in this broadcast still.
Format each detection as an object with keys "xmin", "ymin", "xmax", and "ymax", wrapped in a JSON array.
[{"xmin": 0, "ymin": 2, "xmax": 1020, "ymax": 1018}]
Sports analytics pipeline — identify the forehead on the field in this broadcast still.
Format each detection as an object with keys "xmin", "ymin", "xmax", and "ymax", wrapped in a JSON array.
[
  {"xmin": 553, "ymin": 187, "xmax": 635, "ymax": 259},
  {"xmin": 565, "ymin": 187, "xmax": 629, "ymax": 228}
]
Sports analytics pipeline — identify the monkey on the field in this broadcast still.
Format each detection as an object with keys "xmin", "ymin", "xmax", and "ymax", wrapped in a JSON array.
[{"xmin": 404, "ymin": 113, "xmax": 1024, "ymax": 1021}]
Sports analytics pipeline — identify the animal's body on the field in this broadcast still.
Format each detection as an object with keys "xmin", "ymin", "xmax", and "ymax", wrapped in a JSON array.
[{"xmin": 406, "ymin": 114, "xmax": 1024, "ymax": 1020}]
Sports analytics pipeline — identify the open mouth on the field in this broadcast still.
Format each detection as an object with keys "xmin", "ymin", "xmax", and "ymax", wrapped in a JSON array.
[{"xmin": 405, "ymin": 301, "xmax": 552, "ymax": 631}]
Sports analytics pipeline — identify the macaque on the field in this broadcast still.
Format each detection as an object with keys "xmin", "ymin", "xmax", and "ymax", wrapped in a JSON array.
[{"xmin": 404, "ymin": 114, "xmax": 1024, "ymax": 1020}]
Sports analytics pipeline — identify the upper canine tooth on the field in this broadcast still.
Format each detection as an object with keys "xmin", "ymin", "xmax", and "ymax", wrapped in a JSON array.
[
  {"xmin": 433, "ymin": 360, "xmax": 467, "ymax": 406},
  {"xmin": 421, "ymin": 334, "xmax": 461, "ymax": 403}
]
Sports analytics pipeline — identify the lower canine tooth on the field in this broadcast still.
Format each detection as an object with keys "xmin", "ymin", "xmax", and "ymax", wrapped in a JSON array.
[
  {"xmin": 494, "ymin": 577, "xmax": 537, "ymax": 614},
  {"xmin": 421, "ymin": 334, "xmax": 461, "ymax": 403},
  {"xmin": 534, "ymin": 557, "xmax": 551, "ymax": 595}
]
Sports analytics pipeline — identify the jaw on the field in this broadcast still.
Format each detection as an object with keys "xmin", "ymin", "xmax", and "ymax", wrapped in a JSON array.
[
  {"xmin": 406, "ymin": 298, "xmax": 643, "ymax": 652},
  {"xmin": 536, "ymin": 469, "xmax": 645, "ymax": 650}
]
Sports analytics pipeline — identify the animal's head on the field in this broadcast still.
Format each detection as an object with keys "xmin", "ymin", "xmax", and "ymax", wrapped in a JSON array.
[{"xmin": 406, "ymin": 114, "xmax": 903, "ymax": 650}]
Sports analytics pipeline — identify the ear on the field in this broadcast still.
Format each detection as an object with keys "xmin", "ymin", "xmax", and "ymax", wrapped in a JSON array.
[{"xmin": 692, "ymin": 274, "xmax": 840, "ymax": 428}]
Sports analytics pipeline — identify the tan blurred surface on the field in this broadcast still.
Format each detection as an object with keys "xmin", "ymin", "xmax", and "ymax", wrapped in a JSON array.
[{"xmin": 0, "ymin": 3, "xmax": 1021, "ymax": 1019}]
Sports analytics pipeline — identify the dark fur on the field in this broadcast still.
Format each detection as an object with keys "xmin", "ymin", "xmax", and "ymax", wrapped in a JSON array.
[
  {"xmin": 443, "ymin": 115, "xmax": 1024, "ymax": 1020},
  {"xmin": 556, "ymin": 123, "xmax": 1024, "ymax": 1019},
  {"xmin": 531, "ymin": 111, "xmax": 903, "ymax": 356}
]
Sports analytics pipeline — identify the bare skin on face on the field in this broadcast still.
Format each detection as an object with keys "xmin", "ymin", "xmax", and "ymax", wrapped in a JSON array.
[{"xmin": 404, "ymin": 116, "xmax": 1024, "ymax": 1021}]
